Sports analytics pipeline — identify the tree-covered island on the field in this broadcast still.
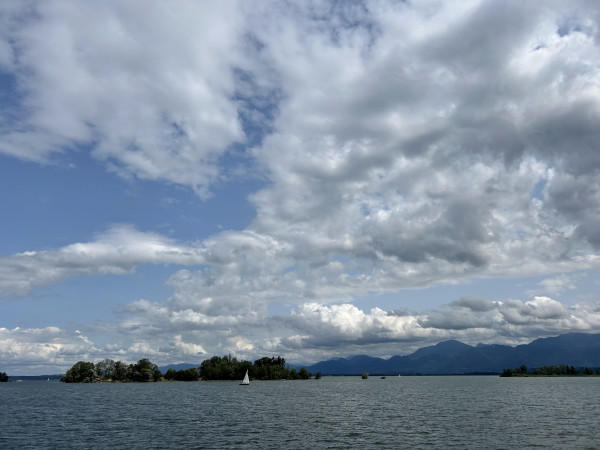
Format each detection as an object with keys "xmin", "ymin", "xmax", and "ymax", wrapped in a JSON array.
[
  {"xmin": 60, "ymin": 355, "xmax": 313, "ymax": 383},
  {"xmin": 61, "ymin": 358, "xmax": 162, "ymax": 383},
  {"xmin": 500, "ymin": 364, "xmax": 599, "ymax": 377}
]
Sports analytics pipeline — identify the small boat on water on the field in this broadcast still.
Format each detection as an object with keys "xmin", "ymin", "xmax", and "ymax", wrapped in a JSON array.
[{"xmin": 240, "ymin": 370, "xmax": 249, "ymax": 385}]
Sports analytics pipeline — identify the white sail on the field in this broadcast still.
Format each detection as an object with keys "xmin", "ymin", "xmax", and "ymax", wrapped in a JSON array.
[{"xmin": 240, "ymin": 370, "xmax": 250, "ymax": 385}]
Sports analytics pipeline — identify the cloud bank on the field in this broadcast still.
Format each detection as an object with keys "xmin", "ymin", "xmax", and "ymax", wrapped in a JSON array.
[
  {"xmin": 1, "ymin": 0, "xmax": 600, "ymax": 372},
  {"xmin": 3, "ymin": 294, "xmax": 599, "ymax": 373}
]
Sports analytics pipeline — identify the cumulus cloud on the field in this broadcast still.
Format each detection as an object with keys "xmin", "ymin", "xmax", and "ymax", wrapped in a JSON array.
[
  {"xmin": 2, "ymin": 1, "xmax": 600, "ymax": 298},
  {"xmin": 4, "ymin": 292, "xmax": 600, "ymax": 374},
  {"xmin": 0, "ymin": 326, "xmax": 101, "ymax": 373},
  {"xmin": 273, "ymin": 295, "xmax": 600, "ymax": 357},
  {"xmin": 170, "ymin": 335, "xmax": 207, "ymax": 357},
  {"xmin": 0, "ymin": 0, "xmax": 268, "ymax": 197},
  {"xmin": 499, "ymin": 296, "xmax": 571, "ymax": 325},
  {"xmin": 279, "ymin": 303, "xmax": 431, "ymax": 350},
  {"xmin": 2, "ymin": 1, "xmax": 600, "ymax": 372},
  {"xmin": 242, "ymin": 0, "xmax": 600, "ymax": 293}
]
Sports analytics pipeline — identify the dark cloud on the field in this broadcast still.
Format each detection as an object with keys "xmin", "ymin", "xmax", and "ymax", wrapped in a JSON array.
[
  {"xmin": 450, "ymin": 296, "xmax": 498, "ymax": 312},
  {"xmin": 423, "ymin": 1, "xmax": 535, "ymax": 72},
  {"xmin": 419, "ymin": 296, "xmax": 498, "ymax": 330},
  {"xmin": 364, "ymin": 198, "xmax": 492, "ymax": 267},
  {"xmin": 531, "ymin": 100, "xmax": 600, "ymax": 176}
]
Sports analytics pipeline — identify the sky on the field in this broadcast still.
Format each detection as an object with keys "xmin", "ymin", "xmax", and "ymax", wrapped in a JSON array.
[{"xmin": 1, "ymin": 0, "xmax": 600, "ymax": 375}]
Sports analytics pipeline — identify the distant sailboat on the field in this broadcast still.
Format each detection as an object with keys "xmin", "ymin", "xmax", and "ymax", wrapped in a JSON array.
[{"xmin": 240, "ymin": 370, "xmax": 250, "ymax": 385}]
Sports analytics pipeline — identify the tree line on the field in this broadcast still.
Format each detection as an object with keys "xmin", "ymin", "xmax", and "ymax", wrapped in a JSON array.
[
  {"xmin": 198, "ymin": 355, "xmax": 313, "ymax": 381},
  {"xmin": 59, "ymin": 355, "xmax": 317, "ymax": 383},
  {"xmin": 61, "ymin": 358, "xmax": 162, "ymax": 383},
  {"xmin": 500, "ymin": 364, "xmax": 599, "ymax": 377}
]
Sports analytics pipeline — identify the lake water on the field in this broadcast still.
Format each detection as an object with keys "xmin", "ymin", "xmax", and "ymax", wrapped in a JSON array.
[{"xmin": 1, "ymin": 376, "xmax": 599, "ymax": 449}]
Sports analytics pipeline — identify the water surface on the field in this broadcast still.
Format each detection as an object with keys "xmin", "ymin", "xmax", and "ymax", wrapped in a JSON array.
[{"xmin": 2, "ymin": 376, "xmax": 598, "ymax": 449}]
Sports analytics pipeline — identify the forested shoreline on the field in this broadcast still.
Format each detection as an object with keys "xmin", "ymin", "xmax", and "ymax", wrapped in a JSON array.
[
  {"xmin": 58, "ymin": 355, "xmax": 317, "ymax": 383},
  {"xmin": 500, "ymin": 364, "xmax": 599, "ymax": 377}
]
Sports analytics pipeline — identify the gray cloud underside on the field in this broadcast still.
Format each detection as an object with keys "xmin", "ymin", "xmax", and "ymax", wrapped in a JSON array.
[{"xmin": 3, "ymin": 294, "xmax": 599, "ymax": 373}]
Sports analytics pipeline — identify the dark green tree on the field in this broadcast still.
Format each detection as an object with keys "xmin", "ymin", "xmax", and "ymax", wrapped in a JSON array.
[
  {"xmin": 164, "ymin": 368, "xmax": 177, "ymax": 380},
  {"xmin": 175, "ymin": 367, "xmax": 200, "ymax": 381},
  {"xmin": 0, "ymin": 371, "xmax": 8, "ymax": 382},
  {"xmin": 199, "ymin": 356, "xmax": 222, "ymax": 380},
  {"xmin": 95, "ymin": 358, "xmax": 116, "ymax": 380},
  {"xmin": 197, "ymin": 354, "xmax": 315, "ymax": 381},
  {"xmin": 299, "ymin": 367, "xmax": 312, "ymax": 379},
  {"xmin": 237, "ymin": 360, "xmax": 253, "ymax": 380},
  {"xmin": 128, "ymin": 358, "xmax": 161, "ymax": 382},
  {"xmin": 112, "ymin": 361, "xmax": 129, "ymax": 381},
  {"xmin": 200, "ymin": 355, "xmax": 244, "ymax": 380},
  {"xmin": 164, "ymin": 367, "xmax": 202, "ymax": 381},
  {"xmin": 254, "ymin": 356, "xmax": 288, "ymax": 380},
  {"xmin": 61, "ymin": 361, "xmax": 97, "ymax": 383}
]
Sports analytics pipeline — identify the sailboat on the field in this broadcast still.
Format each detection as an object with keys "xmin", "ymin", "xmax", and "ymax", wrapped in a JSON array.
[{"xmin": 240, "ymin": 370, "xmax": 250, "ymax": 385}]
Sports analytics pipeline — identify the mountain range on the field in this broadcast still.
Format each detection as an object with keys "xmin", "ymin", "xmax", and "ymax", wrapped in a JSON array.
[{"xmin": 304, "ymin": 333, "xmax": 600, "ymax": 375}]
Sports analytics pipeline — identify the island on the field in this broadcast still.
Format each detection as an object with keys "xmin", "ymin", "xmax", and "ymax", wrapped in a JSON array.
[{"xmin": 59, "ymin": 355, "xmax": 315, "ymax": 383}]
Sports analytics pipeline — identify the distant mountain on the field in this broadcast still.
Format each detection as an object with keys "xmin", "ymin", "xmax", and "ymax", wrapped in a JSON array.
[
  {"xmin": 306, "ymin": 333, "xmax": 600, "ymax": 375},
  {"xmin": 158, "ymin": 363, "xmax": 202, "ymax": 373}
]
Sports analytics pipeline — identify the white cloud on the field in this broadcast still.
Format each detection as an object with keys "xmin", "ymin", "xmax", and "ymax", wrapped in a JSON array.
[
  {"xmin": 242, "ymin": 0, "xmax": 600, "ymax": 294},
  {"xmin": 171, "ymin": 335, "xmax": 206, "ymax": 357},
  {"xmin": 0, "ymin": 326, "xmax": 102, "ymax": 374},
  {"xmin": 0, "ymin": 225, "xmax": 206, "ymax": 297},
  {"xmin": 274, "ymin": 295, "xmax": 600, "ymax": 358},
  {"xmin": 499, "ymin": 296, "xmax": 571, "ymax": 325},
  {"xmin": 283, "ymin": 303, "xmax": 429, "ymax": 346},
  {"xmin": 2, "ymin": 1, "xmax": 600, "ymax": 296},
  {"xmin": 3, "ymin": 292, "xmax": 600, "ymax": 374},
  {"xmin": 0, "ymin": 0, "xmax": 254, "ymax": 197},
  {"xmin": 2, "ymin": 1, "xmax": 600, "ymax": 372}
]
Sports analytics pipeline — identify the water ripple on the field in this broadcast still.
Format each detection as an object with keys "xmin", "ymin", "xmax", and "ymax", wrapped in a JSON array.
[{"xmin": 1, "ymin": 376, "xmax": 599, "ymax": 449}]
